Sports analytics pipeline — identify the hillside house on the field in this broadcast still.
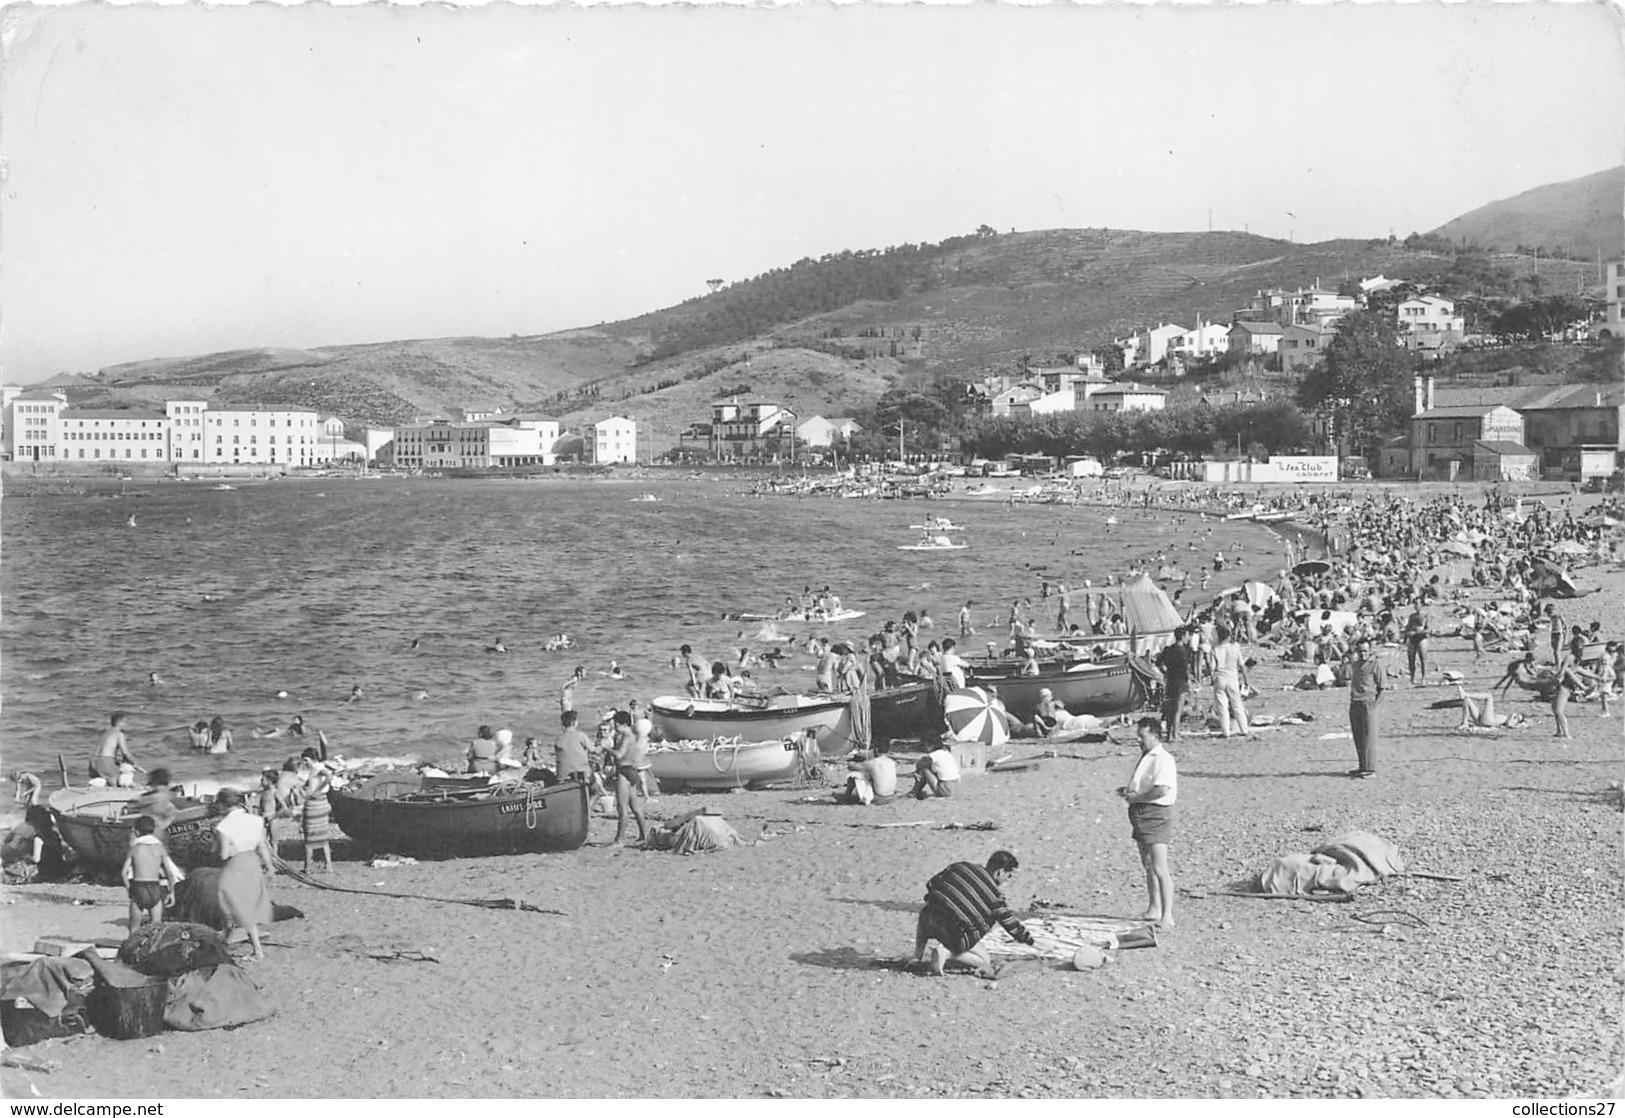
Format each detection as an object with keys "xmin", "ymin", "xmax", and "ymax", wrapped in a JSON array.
[
  {"xmin": 1125, "ymin": 324, "xmax": 1188, "ymax": 369},
  {"xmin": 1280, "ymin": 322, "xmax": 1336, "ymax": 373},
  {"xmin": 706, "ymin": 401, "xmax": 794, "ymax": 458},
  {"xmin": 1227, "ymin": 320, "xmax": 1284, "ymax": 356},
  {"xmin": 796, "ymin": 415, "xmax": 862, "ymax": 448},
  {"xmin": 1173, "ymin": 321, "xmax": 1231, "ymax": 361},
  {"xmin": 1398, "ymin": 296, "xmax": 1464, "ymax": 335},
  {"xmin": 988, "ymin": 383, "xmax": 1045, "ymax": 418},
  {"xmin": 1087, "ymin": 383, "xmax": 1167, "ymax": 413},
  {"xmin": 1198, "ymin": 389, "xmax": 1267, "ymax": 409},
  {"xmin": 590, "ymin": 415, "xmax": 639, "ymax": 464}
]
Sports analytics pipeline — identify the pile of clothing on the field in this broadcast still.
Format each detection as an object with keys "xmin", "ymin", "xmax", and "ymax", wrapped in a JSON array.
[{"xmin": 1257, "ymin": 830, "xmax": 1405, "ymax": 896}]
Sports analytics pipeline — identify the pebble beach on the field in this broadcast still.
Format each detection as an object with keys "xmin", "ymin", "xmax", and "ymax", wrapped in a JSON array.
[{"xmin": 3, "ymin": 479, "xmax": 1622, "ymax": 1099}]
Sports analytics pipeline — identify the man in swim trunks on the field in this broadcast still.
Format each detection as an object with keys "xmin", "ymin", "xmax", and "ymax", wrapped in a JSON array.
[
  {"xmin": 122, "ymin": 815, "xmax": 184, "ymax": 934},
  {"xmin": 90, "ymin": 711, "xmax": 140, "ymax": 784},
  {"xmin": 913, "ymin": 850, "xmax": 1034, "ymax": 977}
]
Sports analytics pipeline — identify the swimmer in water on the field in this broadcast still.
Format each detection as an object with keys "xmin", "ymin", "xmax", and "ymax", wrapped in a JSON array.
[
  {"xmin": 606, "ymin": 660, "xmax": 625, "ymax": 681},
  {"xmin": 488, "ymin": 638, "xmax": 508, "ymax": 654},
  {"xmin": 411, "ymin": 690, "xmax": 429, "ymax": 701},
  {"xmin": 275, "ymin": 690, "xmax": 290, "ymax": 699},
  {"xmin": 148, "ymin": 672, "xmax": 164, "ymax": 685},
  {"xmin": 410, "ymin": 638, "xmax": 421, "ymax": 650},
  {"xmin": 126, "ymin": 515, "xmax": 137, "ymax": 528},
  {"xmin": 344, "ymin": 684, "xmax": 363, "ymax": 704}
]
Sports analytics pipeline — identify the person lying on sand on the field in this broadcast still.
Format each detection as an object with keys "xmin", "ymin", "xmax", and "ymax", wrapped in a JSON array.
[
  {"xmin": 913, "ymin": 850, "xmax": 1034, "ymax": 978},
  {"xmin": 1456, "ymin": 686, "xmax": 1527, "ymax": 731}
]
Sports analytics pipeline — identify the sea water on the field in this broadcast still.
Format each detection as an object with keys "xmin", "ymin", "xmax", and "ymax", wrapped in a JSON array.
[{"xmin": 0, "ymin": 475, "xmax": 1270, "ymax": 783}]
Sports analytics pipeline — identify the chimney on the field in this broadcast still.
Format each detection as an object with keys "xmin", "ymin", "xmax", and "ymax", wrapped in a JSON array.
[
  {"xmin": 1426, "ymin": 376, "xmax": 1435, "ymax": 412},
  {"xmin": 1413, "ymin": 375, "xmax": 1425, "ymax": 417}
]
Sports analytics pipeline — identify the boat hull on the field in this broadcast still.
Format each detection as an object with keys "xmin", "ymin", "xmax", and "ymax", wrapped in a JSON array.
[
  {"xmin": 48, "ymin": 787, "xmax": 218, "ymax": 879},
  {"xmin": 870, "ymin": 679, "xmax": 943, "ymax": 743},
  {"xmin": 967, "ymin": 657, "xmax": 1146, "ymax": 722},
  {"xmin": 329, "ymin": 776, "xmax": 589, "ymax": 860},
  {"xmin": 648, "ymin": 739, "xmax": 803, "ymax": 790},
  {"xmin": 650, "ymin": 695, "xmax": 854, "ymax": 758}
]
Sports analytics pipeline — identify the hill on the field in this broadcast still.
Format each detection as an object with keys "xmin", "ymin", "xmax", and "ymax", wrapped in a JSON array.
[
  {"xmin": 1428, "ymin": 165, "xmax": 1624, "ymax": 259},
  {"xmin": 64, "ymin": 170, "xmax": 1613, "ymax": 439}
]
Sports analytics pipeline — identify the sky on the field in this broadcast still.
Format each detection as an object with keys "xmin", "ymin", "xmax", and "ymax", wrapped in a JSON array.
[{"xmin": 1, "ymin": 2, "xmax": 1622, "ymax": 383}]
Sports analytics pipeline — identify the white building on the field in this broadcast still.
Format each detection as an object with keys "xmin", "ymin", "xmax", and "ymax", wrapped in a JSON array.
[
  {"xmin": 1087, "ymin": 383, "xmax": 1168, "ymax": 413},
  {"xmin": 795, "ymin": 415, "xmax": 862, "ymax": 448},
  {"xmin": 1174, "ymin": 321, "xmax": 1231, "ymax": 361},
  {"xmin": 203, "ymin": 407, "xmax": 323, "ymax": 467},
  {"xmin": 58, "ymin": 408, "xmax": 171, "ymax": 465},
  {"xmin": 590, "ymin": 415, "xmax": 638, "ymax": 464},
  {"xmin": 166, "ymin": 399, "xmax": 208, "ymax": 464},
  {"xmin": 1127, "ymin": 323, "xmax": 1189, "ymax": 368},
  {"xmin": 8, "ymin": 390, "xmax": 68, "ymax": 463},
  {"xmin": 1398, "ymin": 295, "xmax": 1465, "ymax": 335}
]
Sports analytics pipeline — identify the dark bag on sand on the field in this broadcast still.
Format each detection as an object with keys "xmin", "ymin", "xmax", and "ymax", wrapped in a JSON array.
[
  {"xmin": 118, "ymin": 922, "xmax": 234, "ymax": 977},
  {"xmin": 164, "ymin": 965, "xmax": 275, "ymax": 1032}
]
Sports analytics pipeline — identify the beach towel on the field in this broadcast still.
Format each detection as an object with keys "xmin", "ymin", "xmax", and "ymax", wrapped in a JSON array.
[
  {"xmin": 670, "ymin": 815, "xmax": 744, "ymax": 854},
  {"xmin": 1258, "ymin": 853, "xmax": 1363, "ymax": 895},
  {"xmin": 163, "ymin": 964, "xmax": 275, "ymax": 1031},
  {"xmin": 1312, "ymin": 831, "xmax": 1404, "ymax": 881},
  {"xmin": 981, "ymin": 913, "xmax": 1149, "ymax": 960}
]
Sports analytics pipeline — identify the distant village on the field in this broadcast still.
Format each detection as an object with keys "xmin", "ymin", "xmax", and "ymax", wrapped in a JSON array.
[{"xmin": 4, "ymin": 264, "xmax": 1620, "ymax": 485}]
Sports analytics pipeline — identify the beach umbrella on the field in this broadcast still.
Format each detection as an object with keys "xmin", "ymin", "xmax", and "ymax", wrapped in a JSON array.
[
  {"xmin": 1240, "ymin": 580, "xmax": 1276, "ymax": 609},
  {"xmin": 1292, "ymin": 560, "xmax": 1331, "ymax": 577},
  {"xmin": 1439, "ymin": 541, "xmax": 1476, "ymax": 558},
  {"xmin": 1529, "ymin": 557, "xmax": 1585, "ymax": 599},
  {"xmin": 943, "ymin": 686, "xmax": 1012, "ymax": 747},
  {"xmin": 1550, "ymin": 540, "xmax": 1589, "ymax": 557}
]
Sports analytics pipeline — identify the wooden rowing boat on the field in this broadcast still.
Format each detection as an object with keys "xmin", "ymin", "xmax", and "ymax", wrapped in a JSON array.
[
  {"xmin": 649, "ymin": 694, "xmax": 854, "ymax": 758},
  {"xmin": 329, "ymin": 775, "xmax": 589, "ymax": 860},
  {"xmin": 966, "ymin": 654, "xmax": 1151, "ymax": 722},
  {"xmin": 870, "ymin": 678, "xmax": 943, "ymax": 743},
  {"xmin": 647, "ymin": 738, "xmax": 806, "ymax": 790},
  {"xmin": 47, "ymin": 786, "xmax": 220, "ymax": 880}
]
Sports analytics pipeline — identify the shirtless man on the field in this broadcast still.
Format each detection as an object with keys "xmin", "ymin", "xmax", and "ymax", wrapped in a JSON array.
[{"xmin": 91, "ymin": 712, "xmax": 140, "ymax": 784}]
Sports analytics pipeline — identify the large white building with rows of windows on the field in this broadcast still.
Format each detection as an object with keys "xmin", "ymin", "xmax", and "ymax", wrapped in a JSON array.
[{"xmin": 0, "ymin": 391, "xmax": 350, "ymax": 469}]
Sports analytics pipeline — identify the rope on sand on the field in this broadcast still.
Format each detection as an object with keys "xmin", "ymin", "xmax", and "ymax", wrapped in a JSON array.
[{"xmin": 273, "ymin": 856, "xmax": 567, "ymax": 916}]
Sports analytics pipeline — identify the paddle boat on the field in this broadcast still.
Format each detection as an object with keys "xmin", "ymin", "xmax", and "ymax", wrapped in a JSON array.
[
  {"xmin": 47, "ymin": 786, "xmax": 220, "ymax": 879},
  {"xmin": 909, "ymin": 518, "xmax": 963, "ymax": 532},
  {"xmin": 898, "ymin": 531, "xmax": 968, "ymax": 552},
  {"xmin": 647, "ymin": 736, "xmax": 814, "ymax": 791},
  {"xmin": 649, "ymin": 694, "xmax": 854, "ymax": 758},
  {"xmin": 730, "ymin": 607, "xmax": 867, "ymax": 625},
  {"xmin": 329, "ymin": 773, "xmax": 589, "ymax": 860}
]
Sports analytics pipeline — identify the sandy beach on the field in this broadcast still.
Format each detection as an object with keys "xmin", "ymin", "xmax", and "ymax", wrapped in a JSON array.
[{"xmin": 3, "ymin": 484, "xmax": 1622, "ymax": 1100}]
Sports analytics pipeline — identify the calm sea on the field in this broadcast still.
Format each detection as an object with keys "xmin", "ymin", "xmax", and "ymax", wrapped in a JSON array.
[{"xmin": 0, "ymin": 475, "xmax": 1273, "ymax": 783}]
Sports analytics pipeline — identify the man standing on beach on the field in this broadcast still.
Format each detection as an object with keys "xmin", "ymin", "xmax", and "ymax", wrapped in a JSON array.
[
  {"xmin": 1118, "ymin": 717, "xmax": 1177, "ymax": 930},
  {"xmin": 1210, "ymin": 625, "xmax": 1250, "ymax": 738},
  {"xmin": 913, "ymin": 850, "xmax": 1034, "ymax": 977},
  {"xmin": 1346, "ymin": 637, "xmax": 1385, "ymax": 779}
]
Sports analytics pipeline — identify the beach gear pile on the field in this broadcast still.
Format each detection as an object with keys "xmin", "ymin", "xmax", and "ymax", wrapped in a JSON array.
[
  {"xmin": 1257, "ymin": 830, "xmax": 1405, "ymax": 896},
  {"xmin": 0, "ymin": 923, "xmax": 274, "ymax": 1047}
]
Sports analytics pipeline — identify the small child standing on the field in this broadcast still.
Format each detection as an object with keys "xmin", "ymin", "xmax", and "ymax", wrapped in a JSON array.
[
  {"xmin": 1117, "ymin": 717, "xmax": 1178, "ymax": 931},
  {"xmin": 121, "ymin": 816, "xmax": 184, "ymax": 934}
]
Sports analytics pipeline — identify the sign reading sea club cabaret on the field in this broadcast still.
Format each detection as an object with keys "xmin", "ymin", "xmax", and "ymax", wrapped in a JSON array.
[{"xmin": 1268, "ymin": 456, "xmax": 1338, "ymax": 482}]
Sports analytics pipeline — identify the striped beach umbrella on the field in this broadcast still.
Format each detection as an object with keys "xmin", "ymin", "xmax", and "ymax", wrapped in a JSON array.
[{"xmin": 943, "ymin": 686, "xmax": 1011, "ymax": 747}]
